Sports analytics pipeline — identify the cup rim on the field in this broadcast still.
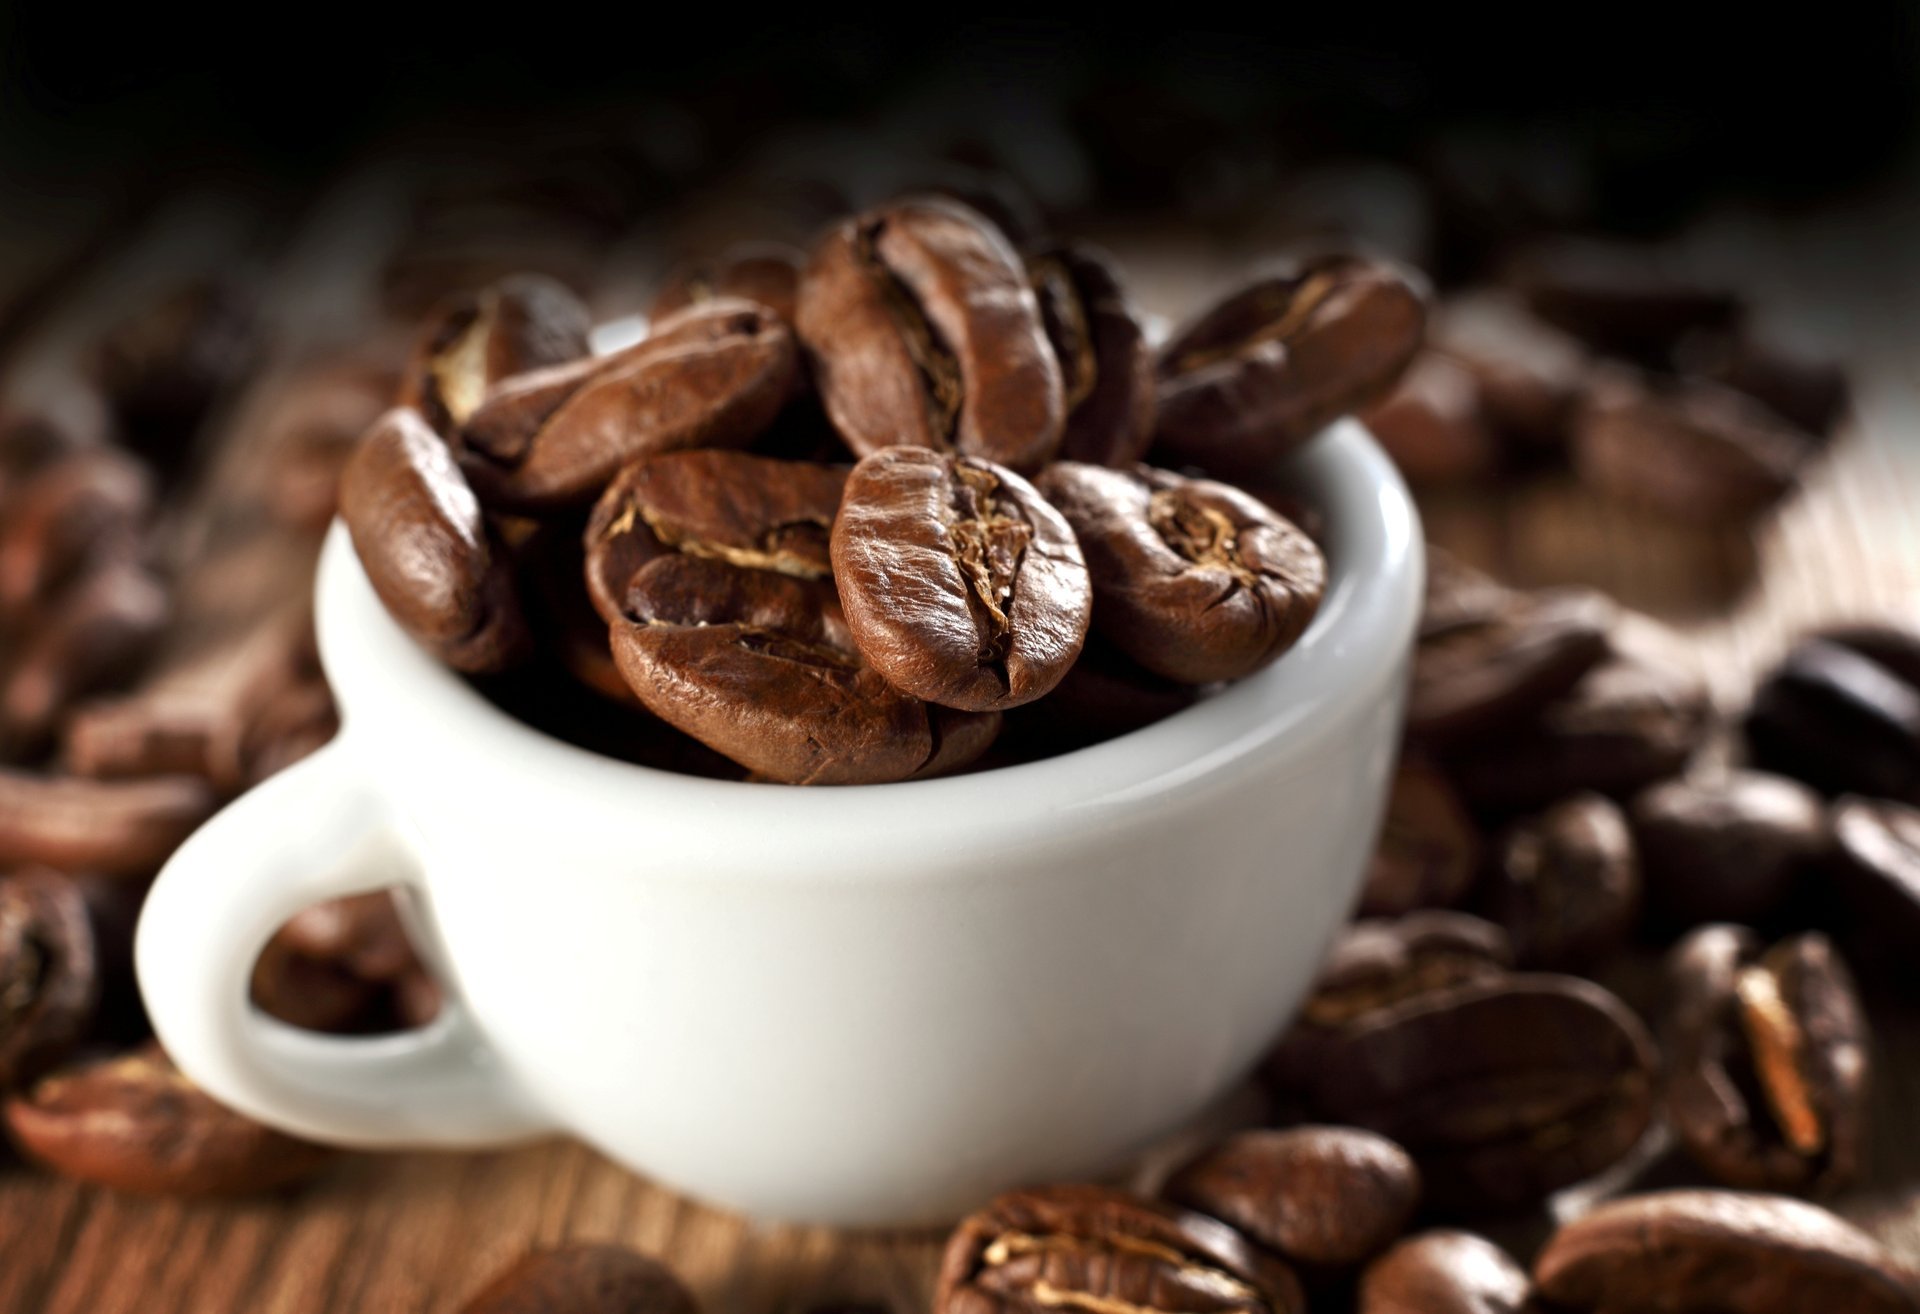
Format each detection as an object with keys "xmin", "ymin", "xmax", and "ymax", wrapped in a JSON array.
[{"xmin": 317, "ymin": 421, "xmax": 1423, "ymax": 845}]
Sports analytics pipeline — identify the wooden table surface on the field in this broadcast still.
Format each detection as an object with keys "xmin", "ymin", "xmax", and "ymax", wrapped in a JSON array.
[{"xmin": 3, "ymin": 192, "xmax": 1920, "ymax": 1314}]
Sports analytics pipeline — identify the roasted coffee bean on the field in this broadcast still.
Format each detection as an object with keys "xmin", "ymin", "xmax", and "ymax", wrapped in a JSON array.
[
  {"xmin": 277, "ymin": 892, "xmax": 420, "ymax": 984},
  {"xmin": 1001, "ymin": 635, "xmax": 1199, "ymax": 756},
  {"xmin": 1672, "ymin": 327, "xmax": 1850, "ymax": 438},
  {"xmin": 460, "ymin": 299, "xmax": 797, "ymax": 509},
  {"xmin": 1573, "ymin": 373, "xmax": 1815, "ymax": 524},
  {"xmin": 1152, "ymin": 255, "xmax": 1428, "ymax": 476},
  {"xmin": 1164, "ymin": 1127, "xmax": 1420, "ymax": 1273},
  {"xmin": 1356, "ymin": 1230, "xmax": 1530, "ymax": 1314},
  {"xmin": 833, "ymin": 448, "xmax": 1089, "ymax": 711},
  {"xmin": 0, "ymin": 559, "xmax": 169, "ymax": 761},
  {"xmin": 398, "ymin": 274, "xmax": 591, "ymax": 434},
  {"xmin": 1025, "ymin": 242, "xmax": 1157, "ymax": 467},
  {"xmin": 1303, "ymin": 974, "xmax": 1658, "ymax": 1212},
  {"xmin": 652, "ymin": 241, "xmax": 805, "ymax": 325},
  {"xmin": 798, "ymin": 196, "xmax": 1064, "ymax": 472},
  {"xmin": 612, "ymin": 555, "xmax": 996, "ymax": 784},
  {"xmin": 0, "ymin": 869, "xmax": 97, "ymax": 1090},
  {"xmin": 63, "ymin": 691, "xmax": 226, "ymax": 782},
  {"xmin": 1746, "ymin": 638, "xmax": 1920, "ymax": 804},
  {"xmin": 460, "ymin": 1244, "xmax": 702, "ymax": 1314},
  {"xmin": 1264, "ymin": 912, "xmax": 1512, "ymax": 1091},
  {"xmin": 1361, "ymin": 353, "xmax": 1499, "ymax": 485},
  {"xmin": 1631, "ymin": 772, "xmax": 1829, "ymax": 930},
  {"xmin": 935, "ymin": 1184, "xmax": 1306, "ymax": 1314},
  {"xmin": 1036, "ymin": 462, "xmax": 1322, "ymax": 684},
  {"xmin": 1407, "ymin": 586, "xmax": 1614, "ymax": 744},
  {"xmin": 1360, "ymin": 760, "xmax": 1483, "ymax": 918},
  {"xmin": 0, "ymin": 770, "xmax": 214, "ymax": 876},
  {"xmin": 239, "ymin": 677, "xmax": 339, "ymax": 786},
  {"xmin": 1663, "ymin": 926, "xmax": 1867, "ymax": 1194},
  {"xmin": 89, "ymin": 276, "xmax": 260, "ymax": 444},
  {"xmin": 4, "ymin": 1041, "xmax": 333, "ymax": 1195},
  {"xmin": 1441, "ymin": 639, "xmax": 1711, "ymax": 815},
  {"xmin": 253, "ymin": 889, "xmax": 426, "ymax": 1035},
  {"xmin": 0, "ymin": 445, "xmax": 153, "ymax": 622},
  {"xmin": 1479, "ymin": 793, "xmax": 1638, "ymax": 969},
  {"xmin": 584, "ymin": 450, "xmax": 844, "ymax": 626},
  {"xmin": 340, "ymin": 408, "xmax": 530, "ymax": 673},
  {"xmin": 1433, "ymin": 292, "xmax": 1591, "ymax": 451},
  {"xmin": 1826, "ymin": 797, "xmax": 1920, "ymax": 981},
  {"xmin": 72, "ymin": 871, "xmax": 148, "ymax": 1046},
  {"xmin": 1532, "ymin": 1190, "xmax": 1920, "ymax": 1314},
  {"xmin": 1510, "ymin": 240, "xmax": 1744, "ymax": 363},
  {"xmin": 0, "ymin": 377, "xmax": 114, "ymax": 504},
  {"xmin": 1419, "ymin": 547, "xmax": 1512, "ymax": 639},
  {"xmin": 257, "ymin": 355, "xmax": 401, "ymax": 529},
  {"xmin": 251, "ymin": 934, "xmax": 385, "ymax": 1033}
]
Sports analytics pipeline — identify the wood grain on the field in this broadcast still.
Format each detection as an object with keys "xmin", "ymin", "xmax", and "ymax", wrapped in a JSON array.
[{"xmin": 4, "ymin": 200, "xmax": 1920, "ymax": 1312}]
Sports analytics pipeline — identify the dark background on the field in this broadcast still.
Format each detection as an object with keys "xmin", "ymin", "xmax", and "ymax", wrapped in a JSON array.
[{"xmin": 4, "ymin": 11, "xmax": 1917, "ymax": 231}]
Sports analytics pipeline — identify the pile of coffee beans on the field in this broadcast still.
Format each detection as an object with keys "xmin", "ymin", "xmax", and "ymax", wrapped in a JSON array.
[
  {"xmin": 1363, "ymin": 239, "xmax": 1849, "ymax": 522},
  {"xmin": 340, "ymin": 201, "xmax": 1429, "ymax": 783}
]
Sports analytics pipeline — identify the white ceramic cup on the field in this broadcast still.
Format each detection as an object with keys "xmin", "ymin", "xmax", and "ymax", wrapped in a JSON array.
[{"xmin": 136, "ymin": 420, "xmax": 1422, "ymax": 1226}]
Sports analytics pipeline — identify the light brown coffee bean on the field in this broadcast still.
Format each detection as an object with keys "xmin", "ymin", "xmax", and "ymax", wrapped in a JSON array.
[
  {"xmin": 0, "ymin": 770, "xmax": 216, "ymax": 876},
  {"xmin": 1164, "ymin": 1127, "xmax": 1420, "ymax": 1272},
  {"xmin": 798, "ymin": 196, "xmax": 1065, "ymax": 472},
  {"xmin": 1357, "ymin": 1231, "xmax": 1530, "ymax": 1314},
  {"xmin": 1036, "ymin": 462, "xmax": 1324, "ymax": 685},
  {"xmin": 398, "ymin": 273, "xmax": 592, "ymax": 434},
  {"xmin": 5, "ymin": 1042, "xmax": 334, "ymax": 1195},
  {"xmin": 339, "ymin": 408, "xmax": 530, "ymax": 673},
  {"xmin": 460, "ymin": 299, "xmax": 797, "ymax": 509},
  {"xmin": 1663, "ymin": 926, "xmax": 1869, "ymax": 1195},
  {"xmin": 1533, "ymin": 1190, "xmax": 1920, "ymax": 1314},
  {"xmin": 1153, "ymin": 255, "xmax": 1428, "ymax": 476},
  {"xmin": 832, "ymin": 447, "xmax": 1090, "ymax": 711}
]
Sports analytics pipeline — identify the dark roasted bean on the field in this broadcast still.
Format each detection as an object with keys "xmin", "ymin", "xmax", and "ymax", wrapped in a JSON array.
[
  {"xmin": 935, "ymin": 1184, "xmax": 1306, "ymax": 1314},
  {"xmin": 1164, "ymin": 1127, "xmax": 1420, "ymax": 1273},
  {"xmin": 1510, "ymin": 239, "xmax": 1744, "ymax": 363},
  {"xmin": 1036, "ymin": 462, "xmax": 1323, "ymax": 685},
  {"xmin": 0, "ymin": 446, "xmax": 152, "ymax": 622},
  {"xmin": 1359, "ymin": 760, "xmax": 1483, "ymax": 918},
  {"xmin": 1407, "ymin": 586, "xmax": 1615, "ymax": 745},
  {"xmin": 398, "ymin": 274, "xmax": 591, "ymax": 435},
  {"xmin": 1433, "ymin": 292, "xmax": 1591, "ymax": 451},
  {"xmin": 1826, "ymin": 796, "xmax": 1920, "ymax": 982},
  {"xmin": 460, "ymin": 299, "xmax": 797, "ymax": 509},
  {"xmin": 832, "ymin": 447, "xmax": 1089, "ymax": 711},
  {"xmin": 1532, "ymin": 1190, "xmax": 1920, "ymax": 1314},
  {"xmin": 652, "ymin": 242, "xmax": 805, "ymax": 326},
  {"xmin": 1303, "ymin": 974, "xmax": 1658, "ymax": 1212},
  {"xmin": 1357, "ymin": 1230, "xmax": 1530, "ymax": 1314},
  {"xmin": 1264, "ymin": 913, "xmax": 1513, "ymax": 1092},
  {"xmin": 1663, "ymin": 926, "xmax": 1868, "ymax": 1194},
  {"xmin": 1746, "ymin": 638, "xmax": 1920, "ymax": 805},
  {"xmin": 1361, "ymin": 353, "xmax": 1499, "ymax": 486},
  {"xmin": 1573, "ymin": 372, "xmax": 1815, "ymax": 523},
  {"xmin": 1478, "ymin": 792, "xmax": 1639, "ymax": 969},
  {"xmin": 0, "ymin": 770, "xmax": 215, "ymax": 876},
  {"xmin": 5, "ymin": 1041, "xmax": 333, "ymax": 1195},
  {"xmin": 1152, "ymin": 255, "xmax": 1427, "ymax": 476},
  {"xmin": 339, "ymin": 408, "xmax": 530, "ymax": 672},
  {"xmin": 1672, "ymin": 327, "xmax": 1851, "ymax": 437},
  {"xmin": 798, "ymin": 197, "xmax": 1064, "ymax": 472},
  {"xmin": 584, "ymin": 450, "xmax": 844, "ymax": 626},
  {"xmin": 460, "ymin": 1244, "xmax": 702, "ymax": 1314},
  {"xmin": 1440, "ymin": 638, "xmax": 1711, "ymax": 815},
  {"xmin": 0, "ymin": 869, "xmax": 96, "ymax": 1090},
  {"xmin": 1631, "ymin": 772, "xmax": 1829, "ymax": 930},
  {"xmin": 1025, "ymin": 242, "xmax": 1157, "ymax": 467},
  {"xmin": 89, "ymin": 277, "xmax": 260, "ymax": 445},
  {"xmin": 0, "ymin": 559, "xmax": 169, "ymax": 761}
]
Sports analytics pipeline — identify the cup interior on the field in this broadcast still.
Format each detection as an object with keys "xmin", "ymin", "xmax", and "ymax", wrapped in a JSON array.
[{"xmin": 316, "ymin": 420, "xmax": 1422, "ymax": 836}]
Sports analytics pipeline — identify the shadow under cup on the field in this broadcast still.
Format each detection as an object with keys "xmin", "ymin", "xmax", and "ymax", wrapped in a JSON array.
[{"xmin": 141, "ymin": 419, "xmax": 1424, "ymax": 1226}]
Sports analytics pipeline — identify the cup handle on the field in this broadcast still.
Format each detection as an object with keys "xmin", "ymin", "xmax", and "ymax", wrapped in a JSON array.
[{"xmin": 136, "ymin": 735, "xmax": 553, "ymax": 1148}]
